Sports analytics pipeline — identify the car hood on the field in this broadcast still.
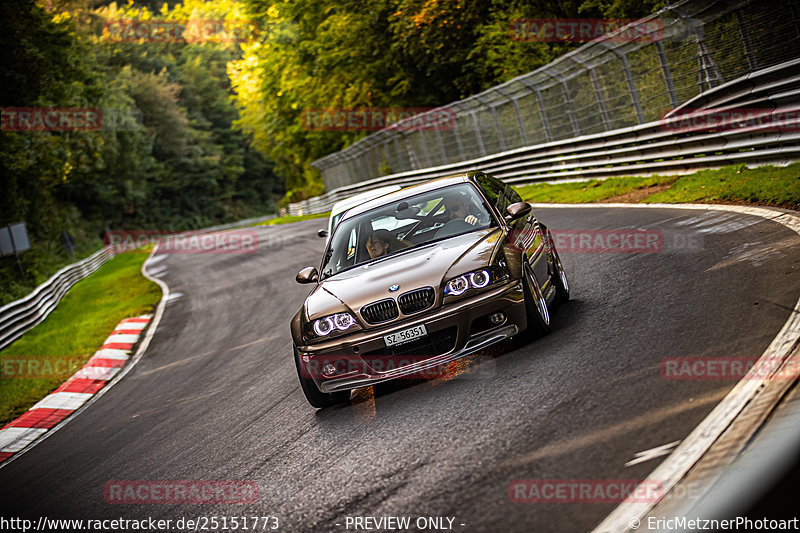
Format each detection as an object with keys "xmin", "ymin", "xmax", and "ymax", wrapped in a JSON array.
[{"xmin": 305, "ymin": 228, "xmax": 503, "ymax": 320}]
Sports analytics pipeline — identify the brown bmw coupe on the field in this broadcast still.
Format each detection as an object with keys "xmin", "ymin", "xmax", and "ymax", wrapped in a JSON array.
[{"xmin": 291, "ymin": 171, "xmax": 569, "ymax": 407}]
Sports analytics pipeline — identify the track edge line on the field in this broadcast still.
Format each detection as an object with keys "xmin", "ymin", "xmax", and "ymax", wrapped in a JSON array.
[
  {"xmin": 0, "ymin": 246, "xmax": 170, "ymax": 470},
  {"xmin": 588, "ymin": 202, "xmax": 800, "ymax": 532}
]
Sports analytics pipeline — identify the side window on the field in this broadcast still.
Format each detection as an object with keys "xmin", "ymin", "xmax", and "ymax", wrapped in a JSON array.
[
  {"xmin": 475, "ymin": 173, "xmax": 522, "ymax": 214},
  {"xmin": 475, "ymin": 174, "xmax": 501, "ymax": 211},
  {"xmin": 502, "ymin": 182, "xmax": 523, "ymax": 207}
]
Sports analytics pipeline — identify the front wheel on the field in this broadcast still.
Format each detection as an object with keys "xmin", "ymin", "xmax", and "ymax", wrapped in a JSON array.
[
  {"xmin": 548, "ymin": 230, "xmax": 570, "ymax": 306},
  {"xmin": 293, "ymin": 344, "xmax": 350, "ymax": 408},
  {"xmin": 514, "ymin": 262, "xmax": 551, "ymax": 346}
]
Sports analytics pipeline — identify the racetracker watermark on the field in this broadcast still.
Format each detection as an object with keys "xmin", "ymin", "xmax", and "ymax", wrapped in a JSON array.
[
  {"xmin": 509, "ymin": 479, "xmax": 663, "ymax": 503},
  {"xmin": 299, "ymin": 354, "xmax": 495, "ymax": 381},
  {"xmin": 549, "ymin": 229, "xmax": 664, "ymax": 253},
  {"xmin": 509, "ymin": 18, "xmax": 663, "ymax": 42},
  {"xmin": 644, "ymin": 516, "xmax": 800, "ymax": 531},
  {"xmin": 1, "ymin": 108, "xmax": 102, "ymax": 131},
  {"xmin": 1, "ymin": 516, "xmax": 279, "ymax": 531},
  {"xmin": 104, "ymin": 481, "xmax": 258, "ymax": 504},
  {"xmin": 660, "ymin": 107, "xmax": 800, "ymax": 133},
  {"xmin": 104, "ymin": 230, "xmax": 259, "ymax": 254},
  {"xmin": 103, "ymin": 19, "xmax": 258, "ymax": 43},
  {"xmin": 302, "ymin": 108, "xmax": 456, "ymax": 132},
  {"xmin": 660, "ymin": 356, "xmax": 799, "ymax": 381},
  {"xmin": 1, "ymin": 356, "xmax": 84, "ymax": 379}
]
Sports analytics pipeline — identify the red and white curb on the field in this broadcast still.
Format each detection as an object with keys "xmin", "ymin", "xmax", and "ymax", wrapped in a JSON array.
[{"xmin": 0, "ymin": 316, "xmax": 152, "ymax": 464}]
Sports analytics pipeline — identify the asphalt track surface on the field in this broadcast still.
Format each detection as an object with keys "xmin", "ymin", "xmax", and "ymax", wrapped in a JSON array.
[{"xmin": 1, "ymin": 205, "xmax": 799, "ymax": 532}]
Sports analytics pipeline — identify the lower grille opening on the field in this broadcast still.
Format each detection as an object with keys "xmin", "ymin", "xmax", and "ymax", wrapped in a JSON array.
[
  {"xmin": 361, "ymin": 327, "xmax": 457, "ymax": 373},
  {"xmin": 470, "ymin": 315, "xmax": 493, "ymax": 336}
]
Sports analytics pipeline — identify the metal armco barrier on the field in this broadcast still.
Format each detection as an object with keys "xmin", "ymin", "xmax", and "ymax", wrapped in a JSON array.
[
  {"xmin": 0, "ymin": 215, "xmax": 275, "ymax": 351},
  {"xmin": 0, "ymin": 247, "xmax": 115, "ymax": 351},
  {"xmin": 289, "ymin": 57, "xmax": 800, "ymax": 216},
  {"xmin": 293, "ymin": 0, "xmax": 800, "ymax": 216}
]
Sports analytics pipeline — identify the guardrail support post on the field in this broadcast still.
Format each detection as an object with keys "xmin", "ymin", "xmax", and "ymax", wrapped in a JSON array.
[
  {"xmin": 471, "ymin": 111, "xmax": 487, "ymax": 156},
  {"xmin": 392, "ymin": 137, "xmax": 405, "ymax": 172},
  {"xmin": 621, "ymin": 54, "xmax": 645, "ymax": 124},
  {"xmin": 418, "ymin": 130, "xmax": 433, "ymax": 168},
  {"xmin": 453, "ymin": 114, "xmax": 467, "ymax": 161},
  {"xmin": 656, "ymin": 40, "xmax": 680, "ymax": 109},
  {"xmin": 735, "ymin": 9, "xmax": 758, "ymax": 71},
  {"xmin": 589, "ymin": 68, "xmax": 612, "ymax": 131},
  {"xmin": 434, "ymin": 127, "xmax": 447, "ymax": 164},
  {"xmin": 695, "ymin": 26, "xmax": 724, "ymax": 90},
  {"xmin": 518, "ymin": 77, "xmax": 552, "ymax": 143},
  {"xmin": 496, "ymin": 86, "xmax": 528, "ymax": 146},
  {"xmin": 492, "ymin": 105, "xmax": 506, "ymax": 151},
  {"xmin": 534, "ymin": 89, "xmax": 552, "ymax": 142},
  {"xmin": 511, "ymin": 96, "xmax": 529, "ymax": 146},
  {"xmin": 403, "ymin": 132, "xmax": 420, "ymax": 170},
  {"xmin": 561, "ymin": 81, "xmax": 581, "ymax": 136},
  {"xmin": 477, "ymin": 95, "xmax": 507, "ymax": 152}
]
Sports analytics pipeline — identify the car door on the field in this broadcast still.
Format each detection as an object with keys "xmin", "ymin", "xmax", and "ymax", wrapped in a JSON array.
[{"xmin": 472, "ymin": 172, "xmax": 548, "ymax": 286}]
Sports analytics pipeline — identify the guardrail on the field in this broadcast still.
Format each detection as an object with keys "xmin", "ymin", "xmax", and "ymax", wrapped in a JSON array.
[
  {"xmin": 292, "ymin": 0, "xmax": 800, "ymax": 216},
  {"xmin": 0, "ymin": 214, "xmax": 276, "ymax": 351},
  {"xmin": 288, "ymin": 57, "xmax": 800, "ymax": 216},
  {"xmin": 310, "ymin": 0, "xmax": 800, "ymax": 193},
  {"xmin": 0, "ymin": 247, "xmax": 115, "ymax": 351}
]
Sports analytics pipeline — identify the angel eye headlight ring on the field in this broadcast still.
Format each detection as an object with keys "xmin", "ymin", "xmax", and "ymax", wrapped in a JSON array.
[
  {"xmin": 310, "ymin": 312, "xmax": 357, "ymax": 338},
  {"xmin": 446, "ymin": 275, "xmax": 469, "ymax": 296},
  {"xmin": 470, "ymin": 270, "xmax": 490, "ymax": 288},
  {"xmin": 333, "ymin": 313, "xmax": 355, "ymax": 329},
  {"xmin": 313, "ymin": 317, "xmax": 335, "ymax": 337}
]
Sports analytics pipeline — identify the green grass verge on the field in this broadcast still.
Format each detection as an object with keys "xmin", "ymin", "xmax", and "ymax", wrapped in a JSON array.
[
  {"xmin": 515, "ymin": 163, "xmax": 800, "ymax": 208},
  {"xmin": 515, "ymin": 174, "xmax": 678, "ymax": 203},
  {"xmin": 256, "ymin": 211, "xmax": 331, "ymax": 226},
  {"xmin": 0, "ymin": 251, "xmax": 161, "ymax": 426},
  {"xmin": 643, "ymin": 164, "xmax": 800, "ymax": 206}
]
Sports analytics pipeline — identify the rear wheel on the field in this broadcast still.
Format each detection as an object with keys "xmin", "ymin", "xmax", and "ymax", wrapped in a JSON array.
[
  {"xmin": 293, "ymin": 344, "xmax": 350, "ymax": 408},
  {"xmin": 514, "ymin": 261, "xmax": 551, "ymax": 345}
]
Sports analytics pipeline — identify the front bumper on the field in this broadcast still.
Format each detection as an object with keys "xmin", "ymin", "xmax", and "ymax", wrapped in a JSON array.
[{"xmin": 296, "ymin": 280, "xmax": 526, "ymax": 393}]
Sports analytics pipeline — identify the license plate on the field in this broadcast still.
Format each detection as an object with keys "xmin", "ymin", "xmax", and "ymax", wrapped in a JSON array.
[{"xmin": 384, "ymin": 325, "xmax": 427, "ymax": 347}]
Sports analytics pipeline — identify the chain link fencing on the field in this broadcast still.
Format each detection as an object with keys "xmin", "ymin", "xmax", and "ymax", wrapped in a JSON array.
[{"xmin": 310, "ymin": 0, "xmax": 800, "ymax": 193}]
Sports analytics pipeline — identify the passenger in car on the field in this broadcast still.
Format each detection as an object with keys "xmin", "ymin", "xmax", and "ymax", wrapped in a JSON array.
[{"xmin": 365, "ymin": 229, "xmax": 412, "ymax": 258}]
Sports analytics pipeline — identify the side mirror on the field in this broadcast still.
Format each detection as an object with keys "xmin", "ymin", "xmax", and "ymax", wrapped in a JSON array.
[
  {"xmin": 296, "ymin": 266, "xmax": 319, "ymax": 284},
  {"xmin": 505, "ymin": 202, "xmax": 532, "ymax": 223},
  {"xmin": 317, "ymin": 229, "xmax": 328, "ymax": 238}
]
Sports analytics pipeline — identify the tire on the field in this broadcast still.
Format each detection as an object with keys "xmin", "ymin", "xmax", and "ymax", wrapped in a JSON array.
[
  {"xmin": 514, "ymin": 261, "xmax": 552, "ymax": 346},
  {"xmin": 293, "ymin": 344, "xmax": 350, "ymax": 409},
  {"xmin": 548, "ymin": 231, "xmax": 570, "ymax": 306}
]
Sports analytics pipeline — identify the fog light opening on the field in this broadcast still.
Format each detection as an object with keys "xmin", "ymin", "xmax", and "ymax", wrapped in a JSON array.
[
  {"xmin": 321, "ymin": 363, "xmax": 337, "ymax": 377},
  {"xmin": 489, "ymin": 312, "xmax": 506, "ymax": 326}
]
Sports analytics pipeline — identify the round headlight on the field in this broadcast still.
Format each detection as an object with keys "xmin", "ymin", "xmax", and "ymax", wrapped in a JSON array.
[
  {"xmin": 313, "ymin": 317, "xmax": 335, "ymax": 336},
  {"xmin": 447, "ymin": 275, "xmax": 469, "ymax": 295},
  {"xmin": 470, "ymin": 269, "xmax": 490, "ymax": 288},
  {"xmin": 334, "ymin": 313, "xmax": 355, "ymax": 330}
]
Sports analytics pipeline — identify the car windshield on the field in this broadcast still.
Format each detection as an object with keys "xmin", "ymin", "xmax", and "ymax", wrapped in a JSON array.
[{"xmin": 320, "ymin": 183, "xmax": 495, "ymax": 279}]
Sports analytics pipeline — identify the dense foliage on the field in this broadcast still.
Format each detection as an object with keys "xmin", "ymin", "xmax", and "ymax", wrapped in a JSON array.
[
  {"xmin": 231, "ymin": 0, "xmax": 666, "ymax": 202},
  {"xmin": 0, "ymin": 0, "xmax": 282, "ymax": 302},
  {"xmin": 1, "ymin": 0, "xmax": 666, "ymax": 302}
]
